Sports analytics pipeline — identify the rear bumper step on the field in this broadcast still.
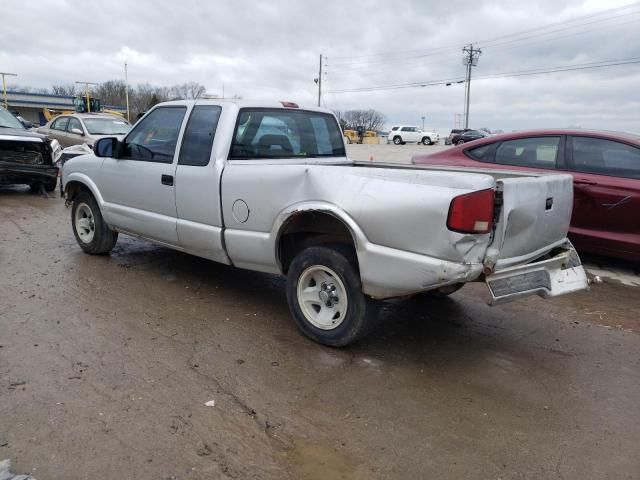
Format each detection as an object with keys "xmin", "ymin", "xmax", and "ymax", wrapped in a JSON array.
[{"xmin": 485, "ymin": 242, "xmax": 588, "ymax": 305}]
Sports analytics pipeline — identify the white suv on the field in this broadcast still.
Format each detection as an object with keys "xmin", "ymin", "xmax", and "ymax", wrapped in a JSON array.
[{"xmin": 388, "ymin": 126, "xmax": 439, "ymax": 145}]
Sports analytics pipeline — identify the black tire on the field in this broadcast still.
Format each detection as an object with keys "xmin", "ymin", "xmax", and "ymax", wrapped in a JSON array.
[
  {"xmin": 286, "ymin": 245, "xmax": 379, "ymax": 347},
  {"xmin": 456, "ymin": 139, "xmax": 465, "ymax": 145},
  {"xmin": 421, "ymin": 136, "xmax": 432, "ymax": 146},
  {"xmin": 44, "ymin": 179, "xmax": 57, "ymax": 192},
  {"xmin": 71, "ymin": 191, "xmax": 118, "ymax": 255},
  {"xmin": 393, "ymin": 136, "xmax": 402, "ymax": 145}
]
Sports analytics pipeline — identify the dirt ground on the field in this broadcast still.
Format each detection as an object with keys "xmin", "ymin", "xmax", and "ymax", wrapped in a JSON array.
[{"xmin": 1, "ymin": 184, "xmax": 639, "ymax": 480}]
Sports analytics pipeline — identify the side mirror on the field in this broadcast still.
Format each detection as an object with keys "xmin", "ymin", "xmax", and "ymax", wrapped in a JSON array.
[
  {"xmin": 20, "ymin": 119, "xmax": 33, "ymax": 129},
  {"xmin": 70, "ymin": 128, "xmax": 84, "ymax": 136},
  {"xmin": 94, "ymin": 137, "xmax": 119, "ymax": 158}
]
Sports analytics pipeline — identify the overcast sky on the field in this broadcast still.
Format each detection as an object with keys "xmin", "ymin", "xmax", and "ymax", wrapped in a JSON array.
[{"xmin": 2, "ymin": 0, "xmax": 639, "ymax": 133}]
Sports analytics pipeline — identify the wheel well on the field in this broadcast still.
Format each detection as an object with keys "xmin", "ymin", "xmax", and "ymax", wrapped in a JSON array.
[
  {"xmin": 278, "ymin": 211, "xmax": 357, "ymax": 273},
  {"xmin": 64, "ymin": 181, "xmax": 91, "ymax": 202}
]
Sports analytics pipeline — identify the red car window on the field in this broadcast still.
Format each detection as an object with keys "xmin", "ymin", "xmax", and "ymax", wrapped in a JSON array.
[
  {"xmin": 495, "ymin": 137, "xmax": 560, "ymax": 169},
  {"xmin": 570, "ymin": 136, "xmax": 640, "ymax": 180}
]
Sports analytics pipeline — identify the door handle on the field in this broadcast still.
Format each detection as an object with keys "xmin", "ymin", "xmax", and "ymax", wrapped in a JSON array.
[{"xmin": 161, "ymin": 174, "xmax": 174, "ymax": 186}]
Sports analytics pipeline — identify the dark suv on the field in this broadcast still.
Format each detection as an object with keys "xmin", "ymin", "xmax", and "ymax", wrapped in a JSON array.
[
  {"xmin": 0, "ymin": 106, "xmax": 58, "ymax": 192},
  {"xmin": 450, "ymin": 129, "xmax": 488, "ymax": 145}
]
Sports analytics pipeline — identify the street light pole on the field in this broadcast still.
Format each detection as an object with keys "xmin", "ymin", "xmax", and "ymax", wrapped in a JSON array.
[
  {"xmin": 421, "ymin": 116, "xmax": 425, "ymax": 130},
  {"xmin": 462, "ymin": 44, "xmax": 481, "ymax": 129},
  {"xmin": 317, "ymin": 54, "xmax": 323, "ymax": 107},
  {"xmin": 0, "ymin": 71, "xmax": 18, "ymax": 109},
  {"xmin": 124, "ymin": 62, "xmax": 130, "ymax": 122}
]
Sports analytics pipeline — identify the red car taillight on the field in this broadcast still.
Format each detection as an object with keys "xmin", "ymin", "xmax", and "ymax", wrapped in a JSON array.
[{"xmin": 447, "ymin": 189, "xmax": 495, "ymax": 234}]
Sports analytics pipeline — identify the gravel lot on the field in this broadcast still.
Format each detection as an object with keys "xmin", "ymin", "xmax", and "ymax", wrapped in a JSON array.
[{"xmin": 1, "ymin": 183, "xmax": 639, "ymax": 479}]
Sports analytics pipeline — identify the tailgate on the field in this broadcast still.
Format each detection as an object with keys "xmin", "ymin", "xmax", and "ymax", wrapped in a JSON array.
[{"xmin": 491, "ymin": 174, "xmax": 573, "ymax": 269}]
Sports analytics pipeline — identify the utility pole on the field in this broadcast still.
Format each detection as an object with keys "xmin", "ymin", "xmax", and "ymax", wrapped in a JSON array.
[
  {"xmin": 315, "ymin": 54, "xmax": 323, "ymax": 107},
  {"xmin": 421, "ymin": 116, "xmax": 425, "ymax": 130},
  {"xmin": 462, "ymin": 44, "xmax": 481, "ymax": 129},
  {"xmin": 75, "ymin": 81, "xmax": 99, "ymax": 112},
  {"xmin": 1, "ymin": 71, "xmax": 18, "ymax": 109},
  {"xmin": 124, "ymin": 62, "xmax": 130, "ymax": 122}
]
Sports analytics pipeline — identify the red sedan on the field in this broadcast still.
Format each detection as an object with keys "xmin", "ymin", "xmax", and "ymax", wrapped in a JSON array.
[{"xmin": 413, "ymin": 129, "xmax": 640, "ymax": 261}]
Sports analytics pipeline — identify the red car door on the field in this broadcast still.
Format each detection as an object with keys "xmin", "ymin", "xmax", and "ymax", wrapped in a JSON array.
[{"xmin": 567, "ymin": 136, "xmax": 640, "ymax": 260}]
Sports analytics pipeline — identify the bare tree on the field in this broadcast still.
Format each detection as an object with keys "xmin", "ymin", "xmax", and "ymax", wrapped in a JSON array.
[
  {"xmin": 169, "ymin": 81, "xmax": 206, "ymax": 100},
  {"xmin": 51, "ymin": 84, "xmax": 78, "ymax": 96},
  {"xmin": 341, "ymin": 109, "xmax": 386, "ymax": 132}
]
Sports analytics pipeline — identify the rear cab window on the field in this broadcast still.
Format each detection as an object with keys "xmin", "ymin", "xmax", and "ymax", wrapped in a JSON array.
[{"xmin": 229, "ymin": 108, "xmax": 345, "ymax": 159}]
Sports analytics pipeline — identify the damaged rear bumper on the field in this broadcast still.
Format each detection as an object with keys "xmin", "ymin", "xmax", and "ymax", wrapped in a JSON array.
[{"xmin": 485, "ymin": 242, "xmax": 588, "ymax": 305}]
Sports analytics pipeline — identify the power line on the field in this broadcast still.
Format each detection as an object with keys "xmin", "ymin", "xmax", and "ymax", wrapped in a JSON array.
[
  {"xmin": 481, "ymin": 10, "xmax": 640, "ymax": 49},
  {"xmin": 327, "ymin": 57, "xmax": 640, "ymax": 94},
  {"xmin": 475, "ymin": 2, "xmax": 640, "ymax": 46},
  {"xmin": 326, "ymin": 2, "xmax": 640, "ymax": 67}
]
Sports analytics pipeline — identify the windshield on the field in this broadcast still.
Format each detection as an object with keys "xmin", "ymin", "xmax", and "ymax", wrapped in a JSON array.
[
  {"xmin": 230, "ymin": 108, "xmax": 346, "ymax": 159},
  {"xmin": 0, "ymin": 107, "xmax": 25, "ymax": 129},
  {"xmin": 83, "ymin": 117, "xmax": 131, "ymax": 135}
]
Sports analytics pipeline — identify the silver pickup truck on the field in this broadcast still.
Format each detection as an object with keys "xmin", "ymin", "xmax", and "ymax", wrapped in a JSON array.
[{"xmin": 62, "ymin": 100, "xmax": 588, "ymax": 346}]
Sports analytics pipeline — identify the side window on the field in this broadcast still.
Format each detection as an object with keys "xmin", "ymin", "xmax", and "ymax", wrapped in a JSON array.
[
  {"xmin": 401, "ymin": 127, "xmax": 410, "ymax": 132},
  {"xmin": 571, "ymin": 136, "xmax": 640, "ymax": 179},
  {"xmin": 390, "ymin": 126, "xmax": 399, "ymax": 131},
  {"xmin": 178, "ymin": 105, "xmax": 222, "ymax": 166},
  {"xmin": 52, "ymin": 117, "xmax": 69, "ymax": 131},
  {"xmin": 123, "ymin": 107, "xmax": 186, "ymax": 163},
  {"xmin": 467, "ymin": 144, "xmax": 493, "ymax": 162},
  {"xmin": 495, "ymin": 137, "xmax": 560, "ymax": 168},
  {"xmin": 67, "ymin": 117, "xmax": 82, "ymax": 133}
]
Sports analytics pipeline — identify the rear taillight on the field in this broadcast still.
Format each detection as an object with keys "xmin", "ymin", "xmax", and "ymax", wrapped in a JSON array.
[{"xmin": 447, "ymin": 189, "xmax": 495, "ymax": 234}]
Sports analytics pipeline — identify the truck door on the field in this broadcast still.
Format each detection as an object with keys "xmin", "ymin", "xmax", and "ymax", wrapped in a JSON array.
[
  {"xmin": 99, "ymin": 106, "xmax": 186, "ymax": 245},
  {"xmin": 174, "ymin": 104, "xmax": 230, "ymax": 263}
]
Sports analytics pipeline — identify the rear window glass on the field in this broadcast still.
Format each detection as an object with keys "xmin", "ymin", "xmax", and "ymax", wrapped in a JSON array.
[
  {"xmin": 467, "ymin": 144, "xmax": 492, "ymax": 161},
  {"xmin": 230, "ymin": 109, "xmax": 345, "ymax": 159}
]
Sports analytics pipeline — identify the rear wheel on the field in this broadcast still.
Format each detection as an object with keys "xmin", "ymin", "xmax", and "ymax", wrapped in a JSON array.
[
  {"xmin": 71, "ymin": 191, "xmax": 118, "ymax": 254},
  {"xmin": 286, "ymin": 245, "xmax": 379, "ymax": 347},
  {"xmin": 393, "ymin": 136, "xmax": 402, "ymax": 145},
  {"xmin": 422, "ymin": 136, "xmax": 432, "ymax": 145}
]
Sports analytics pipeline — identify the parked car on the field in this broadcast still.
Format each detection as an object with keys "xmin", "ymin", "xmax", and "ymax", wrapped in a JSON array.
[
  {"xmin": 0, "ymin": 106, "xmax": 58, "ymax": 192},
  {"xmin": 62, "ymin": 100, "xmax": 587, "ymax": 346},
  {"xmin": 38, "ymin": 113, "xmax": 131, "ymax": 148},
  {"xmin": 413, "ymin": 129, "xmax": 640, "ymax": 261},
  {"xmin": 445, "ymin": 128, "xmax": 469, "ymax": 145},
  {"xmin": 450, "ymin": 129, "xmax": 488, "ymax": 145},
  {"xmin": 388, "ymin": 126, "xmax": 439, "ymax": 145}
]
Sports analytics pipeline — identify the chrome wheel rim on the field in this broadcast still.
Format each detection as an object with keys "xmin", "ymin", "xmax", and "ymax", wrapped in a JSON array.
[
  {"xmin": 75, "ymin": 202, "xmax": 95, "ymax": 243},
  {"xmin": 297, "ymin": 265, "xmax": 348, "ymax": 330}
]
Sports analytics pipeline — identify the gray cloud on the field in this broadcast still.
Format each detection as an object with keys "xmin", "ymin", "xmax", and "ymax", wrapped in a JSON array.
[{"xmin": 1, "ymin": 0, "xmax": 638, "ymax": 133}]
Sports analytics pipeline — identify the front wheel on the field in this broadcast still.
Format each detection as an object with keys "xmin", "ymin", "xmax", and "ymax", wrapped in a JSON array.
[
  {"xmin": 393, "ymin": 136, "xmax": 402, "ymax": 145},
  {"xmin": 286, "ymin": 245, "xmax": 379, "ymax": 347},
  {"xmin": 71, "ymin": 191, "xmax": 118, "ymax": 254},
  {"xmin": 422, "ymin": 137, "xmax": 432, "ymax": 145},
  {"xmin": 456, "ymin": 139, "xmax": 465, "ymax": 145}
]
